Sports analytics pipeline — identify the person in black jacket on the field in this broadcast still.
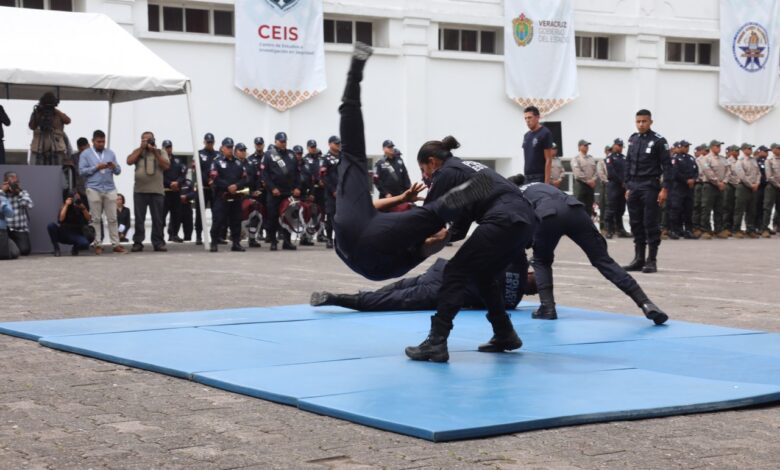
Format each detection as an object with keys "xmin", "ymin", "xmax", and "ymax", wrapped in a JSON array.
[
  {"xmin": 162, "ymin": 140, "xmax": 187, "ymax": 243},
  {"xmin": 48, "ymin": 192, "xmax": 92, "ymax": 256},
  {"xmin": 604, "ymin": 138, "xmax": 629, "ymax": 239},
  {"xmin": 667, "ymin": 140, "xmax": 699, "ymax": 239},
  {"xmin": 262, "ymin": 132, "xmax": 301, "ymax": 251},
  {"xmin": 510, "ymin": 177, "xmax": 668, "ymax": 325},
  {"xmin": 374, "ymin": 141, "xmax": 412, "ymax": 198},
  {"xmin": 209, "ymin": 138, "xmax": 248, "ymax": 252},
  {"xmin": 320, "ymin": 136, "xmax": 340, "ymax": 248}
]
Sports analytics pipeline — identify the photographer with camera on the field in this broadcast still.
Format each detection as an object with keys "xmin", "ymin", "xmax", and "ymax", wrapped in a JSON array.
[
  {"xmin": 1, "ymin": 172, "xmax": 34, "ymax": 256},
  {"xmin": 28, "ymin": 92, "xmax": 71, "ymax": 166},
  {"xmin": 0, "ymin": 190, "xmax": 20, "ymax": 260},
  {"xmin": 127, "ymin": 131, "xmax": 170, "ymax": 252},
  {"xmin": 0, "ymin": 104, "xmax": 10, "ymax": 165},
  {"xmin": 79, "ymin": 129, "xmax": 125, "ymax": 255},
  {"xmin": 47, "ymin": 192, "xmax": 93, "ymax": 256}
]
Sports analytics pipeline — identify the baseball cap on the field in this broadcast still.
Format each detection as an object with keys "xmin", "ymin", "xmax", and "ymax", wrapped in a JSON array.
[
  {"xmin": 672, "ymin": 141, "xmax": 680, "ymax": 147},
  {"xmin": 613, "ymin": 138, "xmax": 624, "ymax": 146},
  {"xmin": 275, "ymin": 132, "xmax": 288, "ymax": 142},
  {"xmin": 293, "ymin": 145, "xmax": 304, "ymax": 154},
  {"xmin": 709, "ymin": 139, "xmax": 724, "ymax": 147},
  {"xmin": 726, "ymin": 145, "xmax": 739, "ymax": 152},
  {"xmin": 235, "ymin": 142, "xmax": 247, "ymax": 151},
  {"xmin": 740, "ymin": 142, "xmax": 755, "ymax": 149},
  {"xmin": 770, "ymin": 143, "xmax": 780, "ymax": 150},
  {"xmin": 758, "ymin": 145, "xmax": 769, "ymax": 152},
  {"xmin": 678, "ymin": 140, "xmax": 691, "ymax": 147},
  {"xmin": 604, "ymin": 145, "xmax": 611, "ymax": 152},
  {"xmin": 382, "ymin": 139, "xmax": 395, "ymax": 148},
  {"xmin": 204, "ymin": 133, "xmax": 215, "ymax": 143},
  {"xmin": 306, "ymin": 139, "xmax": 317, "ymax": 148},
  {"xmin": 162, "ymin": 140, "xmax": 172, "ymax": 148},
  {"xmin": 578, "ymin": 139, "xmax": 591, "ymax": 146},
  {"xmin": 222, "ymin": 137, "xmax": 234, "ymax": 147},
  {"xmin": 328, "ymin": 135, "xmax": 341, "ymax": 144},
  {"xmin": 254, "ymin": 137, "xmax": 265, "ymax": 145}
]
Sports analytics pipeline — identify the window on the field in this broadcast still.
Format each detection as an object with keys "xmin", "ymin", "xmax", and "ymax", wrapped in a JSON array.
[
  {"xmin": 324, "ymin": 19, "xmax": 373, "ymax": 46},
  {"xmin": 438, "ymin": 27, "xmax": 501, "ymax": 54},
  {"xmin": 666, "ymin": 40, "xmax": 717, "ymax": 65},
  {"xmin": 0, "ymin": 0, "xmax": 71, "ymax": 8},
  {"xmin": 576, "ymin": 36, "xmax": 609, "ymax": 60},
  {"xmin": 148, "ymin": 3, "xmax": 235, "ymax": 37}
]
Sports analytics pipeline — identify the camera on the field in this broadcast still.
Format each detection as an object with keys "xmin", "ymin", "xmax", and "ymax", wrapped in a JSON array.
[
  {"xmin": 147, "ymin": 137, "xmax": 156, "ymax": 147},
  {"xmin": 8, "ymin": 182, "xmax": 20, "ymax": 194}
]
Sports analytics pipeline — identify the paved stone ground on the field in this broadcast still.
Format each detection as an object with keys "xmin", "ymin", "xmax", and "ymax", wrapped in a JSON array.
[{"xmin": 1, "ymin": 237, "xmax": 779, "ymax": 469}]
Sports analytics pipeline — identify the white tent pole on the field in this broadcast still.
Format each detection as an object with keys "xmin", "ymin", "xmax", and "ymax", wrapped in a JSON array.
[
  {"xmin": 107, "ymin": 91, "xmax": 114, "ymax": 147},
  {"xmin": 185, "ymin": 82, "xmax": 211, "ymax": 250}
]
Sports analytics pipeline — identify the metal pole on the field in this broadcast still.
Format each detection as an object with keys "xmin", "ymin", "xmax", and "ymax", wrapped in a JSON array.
[
  {"xmin": 107, "ymin": 91, "xmax": 114, "ymax": 147},
  {"xmin": 185, "ymin": 82, "xmax": 211, "ymax": 249}
]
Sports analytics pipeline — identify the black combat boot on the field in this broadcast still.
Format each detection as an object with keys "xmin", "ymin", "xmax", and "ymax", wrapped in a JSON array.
[
  {"xmin": 627, "ymin": 286, "xmax": 669, "ymax": 325},
  {"xmin": 478, "ymin": 313, "xmax": 523, "ymax": 352},
  {"xmin": 326, "ymin": 238, "xmax": 334, "ymax": 249},
  {"xmin": 209, "ymin": 243, "xmax": 218, "ymax": 253},
  {"xmin": 405, "ymin": 316, "xmax": 451, "ymax": 363},
  {"xmin": 642, "ymin": 244, "xmax": 658, "ymax": 273},
  {"xmin": 310, "ymin": 291, "xmax": 335, "ymax": 306},
  {"xmin": 532, "ymin": 286, "xmax": 558, "ymax": 320},
  {"xmin": 248, "ymin": 238, "xmax": 261, "ymax": 248},
  {"xmin": 623, "ymin": 243, "xmax": 646, "ymax": 271},
  {"xmin": 231, "ymin": 242, "xmax": 245, "ymax": 252}
]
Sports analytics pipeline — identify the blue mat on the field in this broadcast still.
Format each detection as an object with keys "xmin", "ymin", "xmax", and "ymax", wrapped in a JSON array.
[{"xmin": 1, "ymin": 304, "xmax": 778, "ymax": 442}]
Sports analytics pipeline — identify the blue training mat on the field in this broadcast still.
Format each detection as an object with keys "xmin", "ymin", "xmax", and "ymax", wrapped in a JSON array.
[{"xmin": 1, "ymin": 305, "xmax": 778, "ymax": 442}]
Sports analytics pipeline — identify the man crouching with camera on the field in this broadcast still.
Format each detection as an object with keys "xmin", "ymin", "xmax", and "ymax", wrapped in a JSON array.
[
  {"xmin": 48, "ymin": 192, "xmax": 93, "ymax": 256},
  {"xmin": 1, "ymin": 172, "xmax": 34, "ymax": 256}
]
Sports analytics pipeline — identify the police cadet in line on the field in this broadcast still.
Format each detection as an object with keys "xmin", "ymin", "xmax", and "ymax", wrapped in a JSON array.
[
  {"xmin": 373, "ymin": 139, "xmax": 411, "ymax": 198},
  {"xmin": 691, "ymin": 143, "xmax": 708, "ymax": 236},
  {"xmin": 320, "ymin": 135, "xmax": 341, "ymax": 249},
  {"xmin": 244, "ymin": 137, "xmax": 265, "ymax": 248},
  {"xmin": 549, "ymin": 142, "xmax": 565, "ymax": 188},
  {"xmin": 161, "ymin": 140, "xmax": 187, "ymax": 243},
  {"xmin": 660, "ymin": 142, "xmax": 679, "ymax": 239},
  {"xmin": 622, "ymin": 109, "xmax": 672, "ymax": 274},
  {"xmin": 596, "ymin": 148, "xmax": 609, "ymax": 234},
  {"xmin": 179, "ymin": 175, "xmax": 195, "ymax": 242},
  {"xmin": 722, "ymin": 144, "xmax": 741, "ymax": 237},
  {"xmin": 754, "ymin": 145, "xmax": 769, "ymax": 236},
  {"xmin": 732, "ymin": 143, "xmax": 761, "ymax": 239},
  {"xmin": 762, "ymin": 143, "xmax": 780, "ymax": 236},
  {"xmin": 698, "ymin": 140, "xmax": 730, "ymax": 239},
  {"xmin": 304, "ymin": 140, "xmax": 326, "ymax": 242},
  {"xmin": 571, "ymin": 139, "xmax": 597, "ymax": 218},
  {"xmin": 604, "ymin": 138, "xmax": 630, "ymax": 239},
  {"xmin": 195, "ymin": 132, "xmax": 219, "ymax": 245},
  {"xmin": 262, "ymin": 131, "xmax": 301, "ymax": 251},
  {"xmin": 209, "ymin": 138, "xmax": 247, "ymax": 252},
  {"xmin": 667, "ymin": 140, "xmax": 698, "ymax": 239},
  {"xmin": 292, "ymin": 144, "xmax": 317, "ymax": 247}
]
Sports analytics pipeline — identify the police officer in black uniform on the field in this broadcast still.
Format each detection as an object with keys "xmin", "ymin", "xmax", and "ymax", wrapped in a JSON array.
[
  {"xmin": 754, "ymin": 145, "xmax": 769, "ymax": 232},
  {"xmin": 373, "ymin": 140, "xmax": 412, "ymax": 198},
  {"xmin": 262, "ymin": 131, "xmax": 301, "ymax": 251},
  {"xmin": 179, "ymin": 176, "xmax": 195, "ymax": 241},
  {"xmin": 209, "ymin": 138, "xmax": 247, "ymax": 252},
  {"xmin": 321, "ymin": 135, "xmax": 341, "ymax": 249},
  {"xmin": 668, "ymin": 140, "xmax": 699, "ymax": 239},
  {"xmin": 623, "ymin": 109, "xmax": 672, "ymax": 274},
  {"xmin": 161, "ymin": 140, "xmax": 187, "ymax": 243},
  {"xmin": 195, "ymin": 133, "xmax": 219, "ymax": 245},
  {"xmin": 244, "ymin": 137, "xmax": 264, "ymax": 248},
  {"xmin": 604, "ymin": 138, "xmax": 628, "ymax": 239},
  {"xmin": 511, "ymin": 177, "xmax": 668, "ymax": 325}
]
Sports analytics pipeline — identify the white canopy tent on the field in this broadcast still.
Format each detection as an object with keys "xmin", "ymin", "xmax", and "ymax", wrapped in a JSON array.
[{"xmin": 0, "ymin": 7, "xmax": 211, "ymax": 247}]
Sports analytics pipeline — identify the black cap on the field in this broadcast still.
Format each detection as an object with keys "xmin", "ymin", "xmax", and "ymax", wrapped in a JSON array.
[
  {"xmin": 328, "ymin": 135, "xmax": 341, "ymax": 144},
  {"xmin": 254, "ymin": 137, "xmax": 265, "ymax": 146},
  {"xmin": 204, "ymin": 133, "xmax": 215, "ymax": 143},
  {"xmin": 613, "ymin": 138, "xmax": 624, "ymax": 146},
  {"xmin": 758, "ymin": 145, "xmax": 770, "ymax": 152},
  {"xmin": 235, "ymin": 142, "xmax": 247, "ymax": 151},
  {"xmin": 306, "ymin": 139, "xmax": 317, "ymax": 148},
  {"xmin": 162, "ymin": 140, "xmax": 172, "ymax": 148},
  {"xmin": 382, "ymin": 139, "xmax": 395, "ymax": 148},
  {"xmin": 678, "ymin": 139, "xmax": 691, "ymax": 147},
  {"xmin": 672, "ymin": 141, "xmax": 680, "ymax": 147},
  {"xmin": 275, "ymin": 132, "xmax": 288, "ymax": 142},
  {"xmin": 222, "ymin": 137, "xmax": 234, "ymax": 147},
  {"xmin": 293, "ymin": 145, "xmax": 304, "ymax": 154}
]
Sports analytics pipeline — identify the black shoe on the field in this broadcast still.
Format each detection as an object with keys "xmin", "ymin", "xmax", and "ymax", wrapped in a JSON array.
[
  {"xmin": 209, "ymin": 244, "xmax": 218, "ymax": 252},
  {"xmin": 405, "ymin": 335, "xmax": 449, "ymax": 363},
  {"xmin": 300, "ymin": 238, "xmax": 314, "ymax": 246},
  {"xmin": 183, "ymin": 237, "xmax": 192, "ymax": 242},
  {"xmin": 131, "ymin": 244, "xmax": 144, "ymax": 252},
  {"xmin": 248, "ymin": 239, "xmax": 261, "ymax": 248},
  {"xmin": 53, "ymin": 247, "xmax": 61, "ymax": 257},
  {"xmin": 270, "ymin": 242, "xmax": 278, "ymax": 251},
  {"xmin": 282, "ymin": 241, "xmax": 297, "ymax": 250},
  {"xmin": 326, "ymin": 240, "xmax": 334, "ymax": 249},
  {"xmin": 71, "ymin": 246, "xmax": 79, "ymax": 256},
  {"xmin": 439, "ymin": 172, "xmax": 494, "ymax": 212},
  {"xmin": 196, "ymin": 239, "xmax": 203, "ymax": 246},
  {"xmin": 317, "ymin": 234, "xmax": 326, "ymax": 242},
  {"xmin": 623, "ymin": 244, "xmax": 646, "ymax": 271},
  {"xmin": 478, "ymin": 330, "xmax": 522, "ymax": 353},
  {"xmin": 642, "ymin": 260, "xmax": 657, "ymax": 273},
  {"xmin": 683, "ymin": 230, "xmax": 697, "ymax": 239},
  {"xmin": 641, "ymin": 302, "xmax": 669, "ymax": 325},
  {"xmin": 668, "ymin": 231, "xmax": 680, "ymax": 240},
  {"xmin": 169, "ymin": 236, "xmax": 183, "ymax": 243},
  {"xmin": 310, "ymin": 292, "xmax": 335, "ymax": 306},
  {"xmin": 264, "ymin": 235, "xmax": 273, "ymax": 243},
  {"xmin": 231, "ymin": 243, "xmax": 245, "ymax": 252},
  {"xmin": 153, "ymin": 245, "xmax": 167, "ymax": 252},
  {"xmin": 532, "ymin": 304, "xmax": 558, "ymax": 320},
  {"xmin": 218, "ymin": 238, "xmax": 229, "ymax": 245}
]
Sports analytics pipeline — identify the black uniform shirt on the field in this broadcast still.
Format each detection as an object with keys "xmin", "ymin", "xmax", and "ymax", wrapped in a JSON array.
[
  {"xmin": 605, "ymin": 153, "xmax": 627, "ymax": 185},
  {"xmin": 757, "ymin": 156, "xmax": 767, "ymax": 185},
  {"xmin": 322, "ymin": 151, "xmax": 340, "ymax": 195},
  {"xmin": 374, "ymin": 155, "xmax": 412, "ymax": 197},
  {"xmin": 210, "ymin": 156, "xmax": 247, "ymax": 195},
  {"xmin": 198, "ymin": 148, "xmax": 219, "ymax": 186},
  {"xmin": 522, "ymin": 125, "xmax": 553, "ymax": 176},
  {"xmin": 163, "ymin": 155, "xmax": 187, "ymax": 190},
  {"xmin": 625, "ymin": 130, "xmax": 672, "ymax": 187},
  {"xmin": 245, "ymin": 154, "xmax": 263, "ymax": 193},
  {"xmin": 671, "ymin": 153, "xmax": 699, "ymax": 184},
  {"xmin": 262, "ymin": 146, "xmax": 300, "ymax": 195}
]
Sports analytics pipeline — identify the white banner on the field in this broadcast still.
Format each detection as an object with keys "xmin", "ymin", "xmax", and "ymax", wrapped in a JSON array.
[
  {"xmin": 719, "ymin": 0, "xmax": 780, "ymax": 123},
  {"xmin": 235, "ymin": 0, "xmax": 326, "ymax": 112},
  {"xmin": 504, "ymin": 0, "xmax": 578, "ymax": 116}
]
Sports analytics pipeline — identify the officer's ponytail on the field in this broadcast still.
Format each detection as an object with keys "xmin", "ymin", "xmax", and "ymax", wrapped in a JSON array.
[{"xmin": 417, "ymin": 136, "xmax": 461, "ymax": 164}]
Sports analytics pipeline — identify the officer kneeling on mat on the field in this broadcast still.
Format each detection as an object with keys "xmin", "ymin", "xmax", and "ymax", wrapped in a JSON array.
[
  {"xmin": 263, "ymin": 132, "xmax": 301, "ymax": 251},
  {"xmin": 209, "ymin": 138, "xmax": 248, "ymax": 252}
]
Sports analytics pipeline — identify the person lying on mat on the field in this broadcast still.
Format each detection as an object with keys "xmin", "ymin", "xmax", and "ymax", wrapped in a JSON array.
[
  {"xmin": 510, "ymin": 176, "xmax": 668, "ymax": 325},
  {"xmin": 311, "ymin": 253, "xmax": 536, "ymax": 312}
]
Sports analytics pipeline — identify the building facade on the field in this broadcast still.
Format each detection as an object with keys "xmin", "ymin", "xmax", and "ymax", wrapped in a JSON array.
[{"xmin": 2, "ymin": 0, "xmax": 779, "ymax": 200}]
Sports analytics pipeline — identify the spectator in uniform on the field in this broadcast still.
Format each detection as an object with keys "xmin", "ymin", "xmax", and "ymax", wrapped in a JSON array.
[
  {"xmin": 549, "ymin": 142, "xmax": 565, "ymax": 189},
  {"xmin": 691, "ymin": 143, "xmax": 708, "ymax": 237},
  {"xmin": 522, "ymin": 106, "xmax": 554, "ymax": 183},
  {"xmin": 596, "ymin": 147, "xmax": 609, "ymax": 234},
  {"xmin": 732, "ymin": 143, "xmax": 761, "ymax": 238},
  {"xmin": 622, "ymin": 109, "xmax": 671, "ymax": 274},
  {"xmin": 755, "ymin": 145, "xmax": 769, "ymax": 236},
  {"xmin": 194, "ymin": 133, "xmax": 219, "ymax": 245},
  {"xmin": 605, "ymin": 138, "xmax": 628, "ymax": 239},
  {"xmin": 244, "ymin": 138, "xmax": 265, "ymax": 248},
  {"xmin": 374, "ymin": 140, "xmax": 412, "ymax": 198},
  {"xmin": 723, "ymin": 144, "xmax": 741, "ymax": 237},
  {"xmin": 698, "ymin": 140, "xmax": 730, "ymax": 240},
  {"xmin": 762, "ymin": 143, "xmax": 780, "ymax": 237},
  {"xmin": 571, "ymin": 139, "xmax": 597, "ymax": 218},
  {"xmin": 209, "ymin": 138, "xmax": 248, "ymax": 252},
  {"xmin": 321, "ymin": 136, "xmax": 341, "ymax": 249},
  {"xmin": 263, "ymin": 132, "xmax": 301, "ymax": 251},
  {"xmin": 162, "ymin": 140, "xmax": 187, "ymax": 243},
  {"xmin": 667, "ymin": 140, "xmax": 698, "ymax": 239}
]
